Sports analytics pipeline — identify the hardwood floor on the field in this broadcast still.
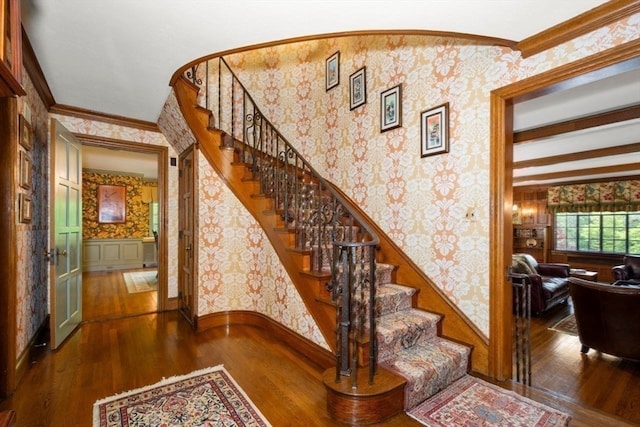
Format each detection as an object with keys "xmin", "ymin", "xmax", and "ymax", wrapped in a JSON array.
[{"xmin": 0, "ymin": 271, "xmax": 638, "ymax": 426}]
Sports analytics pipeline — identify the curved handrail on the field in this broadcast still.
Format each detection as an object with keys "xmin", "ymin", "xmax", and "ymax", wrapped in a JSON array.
[{"xmin": 185, "ymin": 56, "xmax": 379, "ymax": 385}]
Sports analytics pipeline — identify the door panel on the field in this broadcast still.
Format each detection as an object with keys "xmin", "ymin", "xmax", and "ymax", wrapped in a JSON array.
[
  {"xmin": 178, "ymin": 145, "xmax": 197, "ymax": 325},
  {"xmin": 50, "ymin": 119, "xmax": 83, "ymax": 349}
]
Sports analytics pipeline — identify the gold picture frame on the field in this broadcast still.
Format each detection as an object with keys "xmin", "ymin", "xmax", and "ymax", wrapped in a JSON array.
[
  {"xmin": 98, "ymin": 184, "xmax": 126, "ymax": 223},
  {"xmin": 19, "ymin": 150, "xmax": 31, "ymax": 189},
  {"xmin": 19, "ymin": 192, "xmax": 32, "ymax": 223},
  {"xmin": 19, "ymin": 114, "xmax": 32, "ymax": 150}
]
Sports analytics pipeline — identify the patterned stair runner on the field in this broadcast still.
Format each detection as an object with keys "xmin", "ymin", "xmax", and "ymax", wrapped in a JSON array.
[{"xmin": 373, "ymin": 264, "xmax": 471, "ymax": 410}]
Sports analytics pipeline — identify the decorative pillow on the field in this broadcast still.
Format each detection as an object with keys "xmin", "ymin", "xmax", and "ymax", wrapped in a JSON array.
[{"xmin": 512, "ymin": 255, "xmax": 536, "ymax": 275}]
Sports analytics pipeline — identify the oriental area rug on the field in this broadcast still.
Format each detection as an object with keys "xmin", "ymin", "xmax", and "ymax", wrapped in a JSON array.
[
  {"xmin": 408, "ymin": 375, "xmax": 570, "ymax": 427},
  {"xmin": 122, "ymin": 270, "xmax": 157, "ymax": 294},
  {"xmin": 549, "ymin": 314, "xmax": 578, "ymax": 336},
  {"xmin": 93, "ymin": 365, "xmax": 271, "ymax": 427}
]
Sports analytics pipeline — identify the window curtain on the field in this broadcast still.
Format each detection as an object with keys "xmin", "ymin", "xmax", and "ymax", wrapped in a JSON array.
[
  {"xmin": 141, "ymin": 185, "xmax": 158, "ymax": 203},
  {"xmin": 547, "ymin": 180, "xmax": 640, "ymax": 213}
]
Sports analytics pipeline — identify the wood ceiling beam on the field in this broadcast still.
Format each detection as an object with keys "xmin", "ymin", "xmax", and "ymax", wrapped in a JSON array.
[
  {"xmin": 514, "ymin": 141, "xmax": 640, "ymax": 169},
  {"xmin": 513, "ymin": 163, "xmax": 639, "ymax": 184},
  {"xmin": 513, "ymin": 104, "xmax": 640, "ymax": 143}
]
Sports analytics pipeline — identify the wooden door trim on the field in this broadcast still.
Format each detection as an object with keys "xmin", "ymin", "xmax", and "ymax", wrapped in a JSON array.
[
  {"xmin": 74, "ymin": 134, "xmax": 169, "ymax": 311},
  {"xmin": 0, "ymin": 97, "xmax": 17, "ymax": 396},
  {"xmin": 489, "ymin": 39, "xmax": 640, "ymax": 379}
]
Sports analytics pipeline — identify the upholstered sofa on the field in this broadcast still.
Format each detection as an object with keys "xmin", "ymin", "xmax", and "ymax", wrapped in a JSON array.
[
  {"xmin": 611, "ymin": 254, "xmax": 640, "ymax": 285},
  {"xmin": 512, "ymin": 253, "xmax": 570, "ymax": 315},
  {"xmin": 568, "ymin": 277, "xmax": 640, "ymax": 361}
]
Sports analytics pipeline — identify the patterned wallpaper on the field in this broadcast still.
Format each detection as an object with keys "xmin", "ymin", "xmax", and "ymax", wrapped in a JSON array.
[
  {"xmin": 15, "ymin": 66, "xmax": 50, "ymax": 359},
  {"xmin": 82, "ymin": 171, "xmax": 150, "ymax": 239},
  {"xmin": 215, "ymin": 15, "xmax": 639, "ymax": 336}
]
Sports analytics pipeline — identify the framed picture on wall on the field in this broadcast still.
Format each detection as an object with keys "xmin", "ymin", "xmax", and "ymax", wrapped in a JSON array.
[
  {"xmin": 19, "ymin": 150, "xmax": 31, "ymax": 189},
  {"xmin": 98, "ymin": 184, "xmax": 126, "ymax": 223},
  {"xmin": 325, "ymin": 51, "xmax": 340, "ymax": 91},
  {"xmin": 19, "ymin": 115, "xmax": 32, "ymax": 151},
  {"xmin": 19, "ymin": 193, "xmax": 32, "ymax": 223},
  {"xmin": 420, "ymin": 102, "xmax": 449, "ymax": 157},
  {"xmin": 380, "ymin": 84, "xmax": 402, "ymax": 132},
  {"xmin": 349, "ymin": 67, "xmax": 367, "ymax": 110}
]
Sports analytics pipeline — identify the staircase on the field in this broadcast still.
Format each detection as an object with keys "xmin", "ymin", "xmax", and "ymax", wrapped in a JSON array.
[{"xmin": 172, "ymin": 58, "xmax": 479, "ymax": 424}]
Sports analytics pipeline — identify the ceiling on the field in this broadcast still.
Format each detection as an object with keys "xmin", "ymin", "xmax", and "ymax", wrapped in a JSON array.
[{"xmin": 21, "ymin": 1, "xmax": 638, "ymax": 185}]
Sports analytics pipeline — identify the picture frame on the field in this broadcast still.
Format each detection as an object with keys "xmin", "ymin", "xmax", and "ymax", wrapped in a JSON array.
[
  {"xmin": 325, "ymin": 51, "xmax": 340, "ymax": 91},
  {"xmin": 98, "ymin": 184, "xmax": 126, "ymax": 223},
  {"xmin": 420, "ymin": 102, "xmax": 449, "ymax": 157},
  {"xmin": 19, "ymin": 150, "xmax": 31, "ymax": 190},
  {"xmin": 380, "ymin": 84, "xmax": 402, "ymax": 132},
  {"xmin": 19, "ymin": 193, "xmax": 32, "ymax": 223},
  {"xmin": 19, "ymin": 114, "xmax": 32, "ymax": 151},
  {"xmin": 349, "ymin": 67, "xmax": 367, "ymax": 110}
]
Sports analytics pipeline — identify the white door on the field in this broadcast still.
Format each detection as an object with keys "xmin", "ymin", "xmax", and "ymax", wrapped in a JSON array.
[{"xmin": 49, "ymin": 120, "xmax": 83, "ymax": 349}]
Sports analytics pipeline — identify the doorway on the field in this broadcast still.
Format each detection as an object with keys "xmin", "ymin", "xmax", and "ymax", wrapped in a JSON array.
[
  {"xmin": 75, "ymin": 134, "xmax": 169, "ymax": 321},
  {"xmin": 489, "ymin": 41, "xmax": 640, "ymax": 381}
]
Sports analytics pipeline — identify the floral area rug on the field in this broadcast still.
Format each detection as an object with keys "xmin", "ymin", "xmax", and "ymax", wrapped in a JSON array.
[
  {"xmin": 122, "ymin": 270, "xmax": 157, "ymax": 294},
  {"xmin": 408, "ymin": 375, "xmax": 570, "ymax": 427},
  {"xmin": 93, "ymin": 365, "xmax": 271, "ymax": 427},
  {"xmin": 549, "ymin": 314, "xmax": 578, "ymax": 336}
]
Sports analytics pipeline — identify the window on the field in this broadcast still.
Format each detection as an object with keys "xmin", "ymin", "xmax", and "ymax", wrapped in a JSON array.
[
  {"xmin": 149, "ymin": 202, "xmax": 159, "ymax": 235},
  {"xmin": 555, "ymin": 211, "xmax": 640, "ymax": 254}
]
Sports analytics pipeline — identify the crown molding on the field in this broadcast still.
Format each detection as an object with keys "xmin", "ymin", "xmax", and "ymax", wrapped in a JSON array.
[
  {"xmin": 50, "ymin": 104, "xmax": 160, "ymax": 133},
  {"xmin": 517, "ymin": 0, "xmax": 640, "ymax": 58}
]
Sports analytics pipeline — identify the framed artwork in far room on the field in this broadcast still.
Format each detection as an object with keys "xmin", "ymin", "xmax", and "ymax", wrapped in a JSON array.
[{"xmin": 97, "ymin": 184, "xmax": 126, "ymax": 224}]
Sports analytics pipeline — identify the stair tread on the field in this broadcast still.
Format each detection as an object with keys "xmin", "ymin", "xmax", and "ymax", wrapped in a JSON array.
[
  {"xmin": 376, "ymin": 309, "xmax": 442, "ymax": 362},
  {"xmin": 380, "ymin": 337, "xmax": 470, "ymax": 410},
  {"xmin": 374, "ymin": 284, "xmax": 416, "ymax": 317}
]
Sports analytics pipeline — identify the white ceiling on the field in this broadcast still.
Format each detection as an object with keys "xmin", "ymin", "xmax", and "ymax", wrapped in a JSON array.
[
  {"xmin": 21, "ymin": 0, "xmax": 606, "ymax": 122},
  {"xmin": 22, "ymin": 1, "xmax": 638, "ymax": 185},
  {"xmin": 83, "ymin": 145, "xmax": 157, "ymax": 180}
]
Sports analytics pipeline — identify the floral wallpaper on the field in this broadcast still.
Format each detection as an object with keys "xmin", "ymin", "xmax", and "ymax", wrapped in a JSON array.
[
  {"xmin": 82, "ymin": 171, "xmax": 150, "ymax": 239},
  {"xmin": 14, "ymin": 66, "xmax": 50, "ymax": 359},
  {"xmin": 205, "ymin": 14, "xmax": 639, "ymax": 336}
]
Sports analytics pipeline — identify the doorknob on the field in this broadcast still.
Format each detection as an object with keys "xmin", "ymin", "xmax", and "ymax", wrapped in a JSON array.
[{"xmin": 59, "ymin": 249, "xmax": 68, "ymax": 257}]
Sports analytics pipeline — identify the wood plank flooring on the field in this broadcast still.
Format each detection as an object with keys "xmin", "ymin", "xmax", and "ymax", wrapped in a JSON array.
[{"xmin": 0, "ymin": 271, "xmax": 638, "ymax": 426}]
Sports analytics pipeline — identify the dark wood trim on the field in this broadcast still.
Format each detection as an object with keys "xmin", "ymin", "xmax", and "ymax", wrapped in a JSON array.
[
  {"xmin": 513, "ymin": 163, "xmax": 639, "ymax": 184},
  {"xmin": 513, "ymin": 105, "xmax": 640, "ymax": 143},
  {"xmin": 0, "ymin": 97, "xmax": 17, "ymax": 397},
  {"xmin": 73, "ymin": 134, "xmax": 169, "ymax": 312},
  {"xmin": 170, "ymin": 30, "xmax": 517, "ymax": 87},
  {"xmin": 516, "ymin": 0, "xmax": 640, "ymax": 58},
  {"xmin": 490, "ymin": 39, "xmax": 640, "ymax": 381},
  {"xmin": 197, "ymin": 310, "xmax": 335, "ymax": 369},
  {"xmin": 514, "ymin": 142, "xmax": 640, "ymax": 169},
  {"xmin": 323, "ymin": 366, "xmax": 406, "ymax": 425},
  {"xmin": 21, "ymin": 27, "xmax": 55, "ymax": 109},
  {"xmin": 51, "ymin": 104, "xmax": 160, "ymax": 133}
]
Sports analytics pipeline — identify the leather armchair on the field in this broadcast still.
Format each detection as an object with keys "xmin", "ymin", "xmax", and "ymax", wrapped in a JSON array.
[
  {"xmin": 568, "ymin": 277, "xmax": 640, "ymax": 361},
  {"xmin": 611, "ymin": 254, "xmax": 640, "ymax": 285},
  {"xmin": 512, "ymin": 253, "xmax": 570, "ymax": 315}
]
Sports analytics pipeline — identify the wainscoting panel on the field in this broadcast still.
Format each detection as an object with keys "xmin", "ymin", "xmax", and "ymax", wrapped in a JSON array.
[{"xmin": 83, "ymin": 238, "xmax": 143, "ymax": 271}]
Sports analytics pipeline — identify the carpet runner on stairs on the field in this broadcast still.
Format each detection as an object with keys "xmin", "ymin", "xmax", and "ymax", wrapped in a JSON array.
[{"xmin": 373, "ymin": 263, "xmax": 471, "ymax": 410}]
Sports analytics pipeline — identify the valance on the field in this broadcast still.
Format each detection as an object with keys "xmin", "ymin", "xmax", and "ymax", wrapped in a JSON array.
[
  {"xmin": 141, "ymin": 185, "xmax": 158, "ymax": 203},
  {"xmin": 547, "ymin": 180, "xmax": 640, "ymax": 213}
]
